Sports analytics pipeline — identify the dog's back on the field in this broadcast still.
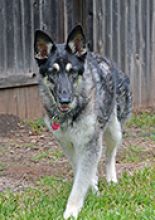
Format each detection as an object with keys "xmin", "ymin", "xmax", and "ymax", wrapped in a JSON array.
[
  {"xmin": 85, "ymin": 52, "xmax": 131, "ymax": 128},
  {"xmin": 95, "ymin": 54, "xmax": 132, "ymax": 124}
]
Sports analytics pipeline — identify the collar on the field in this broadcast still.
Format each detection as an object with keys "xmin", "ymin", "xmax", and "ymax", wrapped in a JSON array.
[{"xmin": 50, "ymin": 115, "xmax": 61, "ymax": 131}]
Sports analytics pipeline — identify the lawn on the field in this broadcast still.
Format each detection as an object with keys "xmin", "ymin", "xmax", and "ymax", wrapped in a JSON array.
[
  {"xmin": 0, "ymin": 113, "xmax": 154, "ymax": 220},
  {"xmin": 0, "ymin": 167, "xmax": 155, "ymax": 220}
]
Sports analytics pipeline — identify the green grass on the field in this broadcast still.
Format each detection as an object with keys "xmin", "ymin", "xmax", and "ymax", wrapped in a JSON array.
[
  {"xmin": 0, "ymin": 163, "xmax": 6, "ymax": 172},
  {"xmin": 120, "ymin": 145, "xmax": 145, "ymax": 163},
  {"xmin": 0, "ymin": 113, "xmax": 154, "ymax": 219},
  {"xmin": 26, "ymin": 118, "xmax": 45, "ymax": 134},
  {"xmin": 127, "ymin": 112, "xmax": 155, "ymax": 128},
  {"xmin": 0, "ymin": 167, "xmax": 155, "ymax": 220},
  {"xmin": 31, "ymin": 149, "xmax": 64, "ymax": 162},
  {"xmin": 150, "ymin": 134, "xmax": 155, "ymax": 142}
]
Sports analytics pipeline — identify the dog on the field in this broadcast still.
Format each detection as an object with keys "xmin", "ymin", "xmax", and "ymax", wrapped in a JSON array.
[{"xmin": 34, "ymin": 25, "xmax": 132, "ymax": 219}]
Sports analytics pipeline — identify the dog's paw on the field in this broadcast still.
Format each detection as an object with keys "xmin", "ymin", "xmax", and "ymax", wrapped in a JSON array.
[
  {"xmin": 106, "ymin": 172, "xmax": 118, "ymax": 183},
  {"xmin": 63, "ymin": 203, "xmax": 81, "ymax": 219},
  {"xmin": 64, "ymin": 206, "xmax": 79, "ymax": 220},
  {"xmin": 107, "ymin": 177, "xmax": 118, "ymax": 184}
]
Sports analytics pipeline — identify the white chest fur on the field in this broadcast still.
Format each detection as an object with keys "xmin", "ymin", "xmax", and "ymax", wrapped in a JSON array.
[{"xmin": 52, "ymin": 113, "xmax": 96, "ymax": 151}]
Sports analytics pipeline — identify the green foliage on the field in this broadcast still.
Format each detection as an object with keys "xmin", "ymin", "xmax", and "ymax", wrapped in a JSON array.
[
  {"xmin": 127, "ymin": 112, "xmax": 155, "ymax": 128},
  {"xmin": 0, "ymin": 163, "xmax": 6, "ymax": 172},
  {"xmin": 0, "ymin": 167, "xmax": 155, "ymax": 219},
  {"xmin": 31, "ymin": 149, "xmax": 64, "ymax": 162},
  {"xmin": 120, "ymin": 145, "xmax": 145, "ymax": 163},
  {"xmin": 26, "ymin": 118, "xmax": 45, "ymax": 134}
]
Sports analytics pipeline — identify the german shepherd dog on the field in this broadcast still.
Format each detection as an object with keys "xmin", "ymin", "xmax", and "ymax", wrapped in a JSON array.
[{"xmin": 34, "ymin": 25, "xmax": 131, "ymax": 219}]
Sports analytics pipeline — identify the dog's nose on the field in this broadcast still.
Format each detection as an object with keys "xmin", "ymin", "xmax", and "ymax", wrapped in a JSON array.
[
  {"xmin": 58, "ymin": 89, "xmax": 72, "ymax": 104},
  {"xmin": 59, "ymin": 98, "xmax": 71, "ymax": 104}
]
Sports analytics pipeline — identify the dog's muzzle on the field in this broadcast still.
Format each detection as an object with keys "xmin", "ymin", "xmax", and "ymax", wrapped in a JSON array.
[
  {"xmin": 57, "ymin": 88, "xmax": 73, "ymax": 112},
  {"xmin": 58, "ymin": 103, "xmax": 71, "ymax": 113},
  {"xmin": 58, "ymin": 97, "xmax": 72, "ymax": 112}
]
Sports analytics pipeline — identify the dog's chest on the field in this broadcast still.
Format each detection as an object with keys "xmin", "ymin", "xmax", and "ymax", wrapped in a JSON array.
[{"xmin": 53, "ymin": 114, "xmax": 96, "ymax": 149}]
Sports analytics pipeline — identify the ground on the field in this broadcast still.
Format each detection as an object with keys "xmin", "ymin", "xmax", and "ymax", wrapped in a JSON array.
[{"xmin": 0, "ymin": 113, "xmax": 154, "ymax": 192}]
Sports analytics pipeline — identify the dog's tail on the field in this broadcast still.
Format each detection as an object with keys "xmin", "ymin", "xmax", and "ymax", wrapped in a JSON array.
[{"xmin": 114, "ymin": 67, "xmax": 132, "ymax": 124}]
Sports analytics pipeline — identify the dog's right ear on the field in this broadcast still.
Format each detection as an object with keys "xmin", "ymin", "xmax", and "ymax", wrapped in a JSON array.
[
  {"xmin": 34, "ymin": 30, "xmax": 56, "ymax": 62},
  {"xmin": 66, "ymin": 25, "xmax": 87, "ymax": 58}
]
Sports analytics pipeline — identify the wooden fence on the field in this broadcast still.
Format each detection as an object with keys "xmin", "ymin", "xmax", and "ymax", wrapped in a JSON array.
[{"xmin": 0, "ymin": 0, "xmax": 155, "ymax": 119}]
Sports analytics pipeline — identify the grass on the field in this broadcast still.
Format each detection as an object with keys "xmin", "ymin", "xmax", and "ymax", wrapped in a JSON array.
[
  {"xmin": 0, "ymin": 112, "xmax": 154, "ymax": 219},
  {"xmin": 0, "ymin": 167, "xmax": 154, "ymax": 220},
  {"xmin": 31, "ymin": 149, "xmax": 64, "ymax": 162},
  {"xmin": 0, "ymin": 163, "xmax": 6, "ymax": 172},
  {"xmin": 26, "ymin": 118, "xmax": 45, "ymax": 134},
  {"xmin": 120, "ymin": 145, "xmax": 145, "ymax": 163},
  {"xmin": 127, "ymin": 112, "xmax": 155, "ymax": 128}
]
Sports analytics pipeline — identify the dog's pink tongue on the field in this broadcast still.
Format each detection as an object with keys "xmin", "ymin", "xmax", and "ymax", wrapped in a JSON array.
[{"xmin": 51, "ymin": 122, "xmax": 60, "ymax": 130}]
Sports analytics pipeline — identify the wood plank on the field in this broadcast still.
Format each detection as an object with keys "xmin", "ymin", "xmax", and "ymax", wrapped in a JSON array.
[
  {"xmin": 13, "ymin": 0, "xmax": 25, "ymax": 72},
  {"xmin": 105, "ymin": 0, "xmax": 113, "ymax": 58},
  {"xmin": 0, "ymin": 86, "xmax": 43, "ymax": 119},
  {"xmin": 120, "ymin": 0, "xmax": 127, "ymax": 73},
  {"xmin": 150, "ymin": 0, "xmax": 155, "ymax": 107},
  {"xmin": 86, "ymin": 0, "xmax": 93, "ymax": 51},
  {"xmin": 92, "ymin": 0, "xmax": 97, "ymax": 52},
  {"xmin": 5, "ymin": 0, "xmax": 15, "ymax": 74},
  {"xmin": 64, "ymin": 0, "xmax": 68, "ymax": 40},
  {"xmin": 20, "ymin": 0, "xmax": 26, "ymax": 72},
  {"xmin": 0, "ymin": 74, "xmax": 38, "ymax": 89},
  {"xmin": 33, "ymin": 0, "xmax": 41, "ymax": 30},
  {"xmin": 66, "ymin": 0, "xmax": 74, "ymax": 32},
  {"xmin": 58, "ymin": 0, "xmax": 64, "ymax": 43},
  {"xmin": 96, "ymin": 0, "xmax": 104, "ymax": 54},
  {"xmin": 145, "ymin": 0, "xmax": 151, "ymax": 106},
  {"xmin": 139, "ymin": 0, "xmax": 146, "ymax": 108},
  {"xmin": 0, "ymin": 0, "xmax": 7, "ymax": 73}
]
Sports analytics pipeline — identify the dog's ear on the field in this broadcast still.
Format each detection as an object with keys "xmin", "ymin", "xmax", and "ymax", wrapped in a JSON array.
[
  {"xmin": 66, "ymin": 25, "xmax": 87, "ymax": 57},
  {"xmin": 34, "ymin": 30, "xmax": 56, "ymax": 61}
]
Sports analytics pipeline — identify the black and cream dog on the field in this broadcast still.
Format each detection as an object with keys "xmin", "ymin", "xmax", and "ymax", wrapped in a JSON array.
[{"xmin": 34, "ymin": 25, "xmax": 132, "ymax": 219}]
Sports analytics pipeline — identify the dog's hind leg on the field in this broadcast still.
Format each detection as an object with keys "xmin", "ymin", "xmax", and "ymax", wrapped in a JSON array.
[
  {"xmin": 63, "ymin": 139, "xmax": 102, "ymax": 219},
  {"xmin": 104, "ymin": 108, "xmax": 122, "ymax": 183}
]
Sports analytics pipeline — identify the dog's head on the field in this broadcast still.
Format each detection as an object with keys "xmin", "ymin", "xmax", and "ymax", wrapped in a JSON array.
[{"xmin": 34, "ymin": 25, "xmax": 87, "ymax": 113}]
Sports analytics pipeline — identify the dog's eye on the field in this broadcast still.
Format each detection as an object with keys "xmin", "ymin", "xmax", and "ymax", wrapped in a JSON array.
[
  {"xmin": 65, "ymin": 63, "xmax": 73, "ymax": 73},
  {"xmin": 52, "ymin": 63, "xmax": 60, "ymax": 73}
]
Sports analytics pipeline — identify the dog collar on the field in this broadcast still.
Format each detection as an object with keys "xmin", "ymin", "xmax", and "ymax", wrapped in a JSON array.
[
  {"xmin": 51, "ymin": 122, "xmax": 60, "ymax": 130},
  {"xmin": 51, "ymin": 115, "xmax": 61, "ymax": 131}
]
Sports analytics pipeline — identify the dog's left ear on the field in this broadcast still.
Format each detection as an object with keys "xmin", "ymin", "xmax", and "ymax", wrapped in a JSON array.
[{"xmin": 66, "ymin": 25, "xmax": 87, "ymax": 57}]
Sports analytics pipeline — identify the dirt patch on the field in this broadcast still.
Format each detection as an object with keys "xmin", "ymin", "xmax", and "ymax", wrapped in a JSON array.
[
  {"xmin": 0, "ymin": 114, "xmax": 154, "ymax": 191},
  {"xmin": 0, "ymin": 114, "xmax": 22, "ymax": 137}
]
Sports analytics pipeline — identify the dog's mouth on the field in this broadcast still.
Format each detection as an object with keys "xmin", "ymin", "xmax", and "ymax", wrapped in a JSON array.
[{"xmin": 58, "ymin": 104, "xmax": 71, "ymax": 113}]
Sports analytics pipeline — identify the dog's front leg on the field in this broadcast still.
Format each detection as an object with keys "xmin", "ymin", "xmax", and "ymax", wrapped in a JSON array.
[{"xmin": 63, "ymin": 141, "xmax": 102, "ymax": 219}]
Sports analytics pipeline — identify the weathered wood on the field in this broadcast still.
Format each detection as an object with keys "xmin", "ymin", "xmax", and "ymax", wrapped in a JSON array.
[
  {"xmin": 0, "ymin": 0, "xmax": 7, "ymax": 73},
  {"xmin": 0, "ymin": 0, "xmax": 155, "ymax": 119},
  {"xmin": 150, "ymin": 0, "xmax": 155, "ymax": 107},
  {"xmin": 0, "ymin": 74, "xmax": 38, "ymax": 89},
  {"xmin": 5, "ymin": 0, "xmax": 15, "ymax": 73},
  {"xmin": 0, "ymin": 86, "xmax": 43, "ymax": 119}
]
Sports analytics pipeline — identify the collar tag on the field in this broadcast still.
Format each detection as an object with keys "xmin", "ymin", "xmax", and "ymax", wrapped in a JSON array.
[
  {"xmin": 51, "ymin": 115, "xmax": 60, "ymax": 130},
  {"xmin": 51, "ymin": 122, "xmax": 60, "ymax": 130}
]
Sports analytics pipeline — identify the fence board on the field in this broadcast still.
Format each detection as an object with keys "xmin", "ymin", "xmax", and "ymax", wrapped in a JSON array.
[
  {"xmin": 0, "ymin": 0, "xmax": 155, "ymax": 119},
  {"xmin": 0, "ymin": 86, "xmax": 43, "ymax": 119}
]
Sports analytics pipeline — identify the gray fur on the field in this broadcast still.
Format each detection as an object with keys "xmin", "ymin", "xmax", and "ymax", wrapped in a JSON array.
[{"xmin": 34, "ymin": 25, "xmax": 132, "ymax": 219}]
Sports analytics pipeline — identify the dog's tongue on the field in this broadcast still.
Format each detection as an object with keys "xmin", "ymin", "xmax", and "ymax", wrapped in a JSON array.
[{"xmin": 51, "ymin": 122, "xmax": 60, "ymax": 130}]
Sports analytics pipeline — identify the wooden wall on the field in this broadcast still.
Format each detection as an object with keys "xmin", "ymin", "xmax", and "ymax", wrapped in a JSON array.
[
  {"xmin": 0, "ymin": 0, "xmax": 155, "ymax": 119},
  {"xmin": 93, "ymin": 0, "xmax": 155, "ymax": 110},
  {"xmin": 0, "ymin": 86, "xmax": 43, "ymax": 119}
]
